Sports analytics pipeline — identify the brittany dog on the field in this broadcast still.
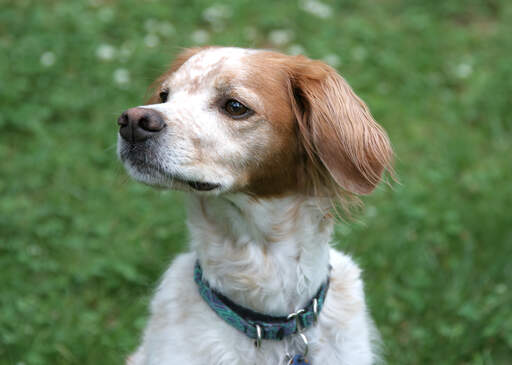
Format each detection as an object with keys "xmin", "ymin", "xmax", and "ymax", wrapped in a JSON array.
[{"xmin": 117, "ymin": 46, "xmax": 393, "ymax": 365}]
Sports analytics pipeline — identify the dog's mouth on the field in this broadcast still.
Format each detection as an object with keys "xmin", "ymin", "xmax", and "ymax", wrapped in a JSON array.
[
  {"xmin": 137, "ymin": 164, "xmax": 220, "ymax": 192},
  {"xmin": 119, "ymin": 147, "xmax": 221, "ymax": 192},
  {"xmin": 157, "ymin": 175, "xmax": 220, "ymax": 192},
  {"xmin": 135, "ymin": 164, "xmax": 220, "ymax": 192},
  {"xmin": 186, "ymin": 180, "xmax": 220, "ymax": 191}
]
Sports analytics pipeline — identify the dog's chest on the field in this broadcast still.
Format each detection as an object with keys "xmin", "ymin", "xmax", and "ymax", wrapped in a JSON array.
[{"xmin": 133, "ymin": 251, "xmax": 375, "ymax": 365}]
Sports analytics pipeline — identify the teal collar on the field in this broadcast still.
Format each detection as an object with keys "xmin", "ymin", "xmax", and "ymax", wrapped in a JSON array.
[{"xmin": 194, "ymin": 261, "xmax": 330, "ymax": 343}]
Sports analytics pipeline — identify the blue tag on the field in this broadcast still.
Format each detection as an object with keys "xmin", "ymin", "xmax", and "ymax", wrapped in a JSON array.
[{"xmin": 289, "ymin": 354, "xmax": 310, "ymax": 364}]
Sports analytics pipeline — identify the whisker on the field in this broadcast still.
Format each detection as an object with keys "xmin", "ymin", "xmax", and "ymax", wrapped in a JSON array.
[{"xmin": 104, "ymin": 143, "xmax": 117, "ymax": 152}]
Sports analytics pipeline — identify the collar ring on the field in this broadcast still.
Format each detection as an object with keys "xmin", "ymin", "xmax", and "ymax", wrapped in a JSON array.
[{"xmin": 254, "ymin": 324, "xmax": 262, "ymax": 348}]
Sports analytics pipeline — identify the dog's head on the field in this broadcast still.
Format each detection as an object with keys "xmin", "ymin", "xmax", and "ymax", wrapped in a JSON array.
[{"xmin": 117, "ymin": 46, "xmax": 393, "ymax": 202}]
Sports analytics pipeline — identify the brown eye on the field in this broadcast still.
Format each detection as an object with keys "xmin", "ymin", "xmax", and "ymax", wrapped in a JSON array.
[
  {"xmin": 224, "ymin": 99, "xmax": 250, "ymax": 118},
  {"xmin": 159, "ymin": 90, "xmax": 169, "ymax": 103}
]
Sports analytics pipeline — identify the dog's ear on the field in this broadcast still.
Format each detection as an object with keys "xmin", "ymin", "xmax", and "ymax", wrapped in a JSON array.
[
  {"xmin": 288, "ymin": 56, "xmax": 393, "ymax": 195},
  {"xmin": 146, "ymin": 47, "xmax": 211, "ymax": 104}
]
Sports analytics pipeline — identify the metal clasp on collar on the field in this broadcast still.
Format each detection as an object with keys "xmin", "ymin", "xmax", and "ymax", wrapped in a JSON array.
[
  {"xmin": 254, "ymin": 324, "xmax": 262, "ymax": 348},
  {"xmin": 287, "ymin": 308, "xmax": 306, "ymax": 333},
  {"xmin": 286, "ymin": 308, "xmax": 309, "ymax": 359},
  {"xmin": 313, "ymin": 298, "xmax": 319, "ymax": 324},
  {"xmin": 256, "ymin": 301, "xmax": 318, "ymax": 352},
  {"xmin": 298, "ymin": 332, "xmax": 309, "ymax": 357}
]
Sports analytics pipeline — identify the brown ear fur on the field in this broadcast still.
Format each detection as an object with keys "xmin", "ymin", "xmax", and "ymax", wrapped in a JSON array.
[
  {"xmin": 288, "ymin": 56, "xmax": 393, "ymax": 195},
  {"xmin": 145, "ymin": 47, "xmax": 212, "ymax": 104}
]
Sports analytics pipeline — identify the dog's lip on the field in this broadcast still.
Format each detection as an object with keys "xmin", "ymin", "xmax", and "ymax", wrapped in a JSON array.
[
  {"xmin": 186, "ymin": 180, "xmax": 220, "ymax": 191},
  {"xmin": 145, "ymin": 166, "xmax": 221, "ymax": 191},
  {"xmin": 168, "ymin": 175, "xmax": 220, "ymax": 191},
  {"xmin": 121, "ymin": 153, "xmax": 221, "ymax": 191},
  {"xmin": 152, "ymin": 168, "xmax": 221, "ymax": 191}
]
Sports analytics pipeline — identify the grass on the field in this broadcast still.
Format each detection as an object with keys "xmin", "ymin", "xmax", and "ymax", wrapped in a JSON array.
[{"xmin": 1, "ymin": 0, "xmax": 511, "ymax": 363}]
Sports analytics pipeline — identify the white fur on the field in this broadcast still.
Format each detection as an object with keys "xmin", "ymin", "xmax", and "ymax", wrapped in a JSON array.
[
  {"xmin": 119, "ymin": 47, "xmax": 380, "ymax": 364},
  {"xmin": 127, "ymin": 195, "xmax": 378, "ymax": 365}
]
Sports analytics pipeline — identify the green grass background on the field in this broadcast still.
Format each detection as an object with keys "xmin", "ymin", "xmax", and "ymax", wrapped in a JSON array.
[{"xmin": 1, "ymin": 0, "xmax": 511, "ymax": 363}]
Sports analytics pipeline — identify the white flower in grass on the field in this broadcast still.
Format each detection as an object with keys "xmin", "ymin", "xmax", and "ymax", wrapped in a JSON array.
[
  {"xmin": 495, "ymin": 283, "xmax": 506, "ymax": 294},
  {"xmin": 269, "ymin": 30, "xmax": 294, "ymax": 46},
  {"xmin": 323, "ymin": 53, "xmax": 340, "ymax": 67},
  {"xmin": 96, "ymin": 44, "xmax": 115, "ymax": 60},
  {"xmin": 145, "ymin": 19, "xmax": 175, "ymax": 37},
  {"xmin": 98, "ymin": 7, "xmax": 114, "ymax": 22},
  {"xmin": 203, "ymin": 4, "xmax": 232, "ymax": 24},
  {"xmin": 144, "ymin": 34, "xmax": 159, "ymax": 48},
  {"xmin": 352, "ymin": 46, "xmax": 367, "ymax": 61},
  {"xmin": 114, "ymin": 68, "xmax": 130, "ymax": 85},
  {"xmin": 299, "ymin": 0, "xmax": 332, "ymax": 19},
  {"xmin": 144, "ymin": 18, "xmax": 158, "ymax": 33},
  {"xmin": 191, "ymin": 29, "xmax": 210, "ymax": 44},
  {"xmin": 288, "ymin": 44, "xmax": 306, "ymax": 56},
  {"xmin": 28, "ymin": 245, "xmax": 41, "ymax": 256},
  {"xmin": 455, "ymin": 63, "xmax": 472, "ymax": 79},
  {"xmin": 158, "ymin": 21, "xmax": 175, "ymax": 37},
  {"xmin": 40, "ymin": 51, "xmax": 56, "ymax": 67}
]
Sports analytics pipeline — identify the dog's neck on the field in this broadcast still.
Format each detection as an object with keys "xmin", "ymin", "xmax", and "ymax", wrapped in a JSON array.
[{"xmin": 186, "ymin": 193, "xmax": 334, "ymax": 316}]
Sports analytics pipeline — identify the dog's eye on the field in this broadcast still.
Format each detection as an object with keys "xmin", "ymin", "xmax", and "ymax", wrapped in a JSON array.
[
  {"xmin": 159, "ymin": 90, "xmax": 169, "ymax": 103},
  {"xmin": 224, "ymin": 99, "xmax": 250, "ymax": 118}
]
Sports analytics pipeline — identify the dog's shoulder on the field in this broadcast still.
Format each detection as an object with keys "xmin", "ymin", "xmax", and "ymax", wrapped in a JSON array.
[
  {"xmin": 315, "ymin": 249, "xmax": 379, "ymax": 364},
  {"xmin": 149, "ymin": 252, "xmax": 198, "ymax": 314},
  {"xmin": 133, "ymin": 253, "xmax": 207, "ymax": 363},
  {"xmin": 329, "ymin": 248, "xmax": 364, "ymax": 293},
  {"xmin": 134, "ymin": 252, "xmax": 253, "ymax": 364},
  {"xmin": 325, "ymin": 248, "xmax": 367, "ymax": 323}
]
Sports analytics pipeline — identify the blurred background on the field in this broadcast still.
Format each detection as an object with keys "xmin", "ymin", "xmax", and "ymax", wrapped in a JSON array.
[{"xmin": 1, "ymin": 0, "xmax": 511, "ymax": 364}]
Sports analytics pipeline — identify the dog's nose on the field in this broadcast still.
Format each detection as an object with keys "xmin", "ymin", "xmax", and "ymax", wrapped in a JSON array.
[{"xmin": 117, "ymin": 107, "xmax": 166, "ymax": 143}]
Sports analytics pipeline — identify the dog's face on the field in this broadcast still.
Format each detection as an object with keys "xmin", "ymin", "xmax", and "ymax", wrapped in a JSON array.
[{"xmin": 117, "ymin": 47, "xmax": 393, "ymax": 198}]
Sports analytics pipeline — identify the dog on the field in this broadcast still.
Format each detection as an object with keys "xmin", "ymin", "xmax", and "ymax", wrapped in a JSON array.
[{"xmin": 117, "ymin": 46, "xmax": 393, "ymax": 365}]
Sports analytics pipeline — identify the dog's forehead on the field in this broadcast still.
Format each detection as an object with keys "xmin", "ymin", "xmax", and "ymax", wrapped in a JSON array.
[{"xmin": 168, "ymin": 47, "xmax": 259, "ymax": 90}]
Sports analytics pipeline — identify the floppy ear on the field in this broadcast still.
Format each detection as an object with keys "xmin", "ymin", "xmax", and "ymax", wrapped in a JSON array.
[
  {"xmin": 145, "ymin": 47, "xmax": 212, "ymax": 104},
  {"xmin": 289, "ymin": 56, "xmax": 393, "ymax": 195}
]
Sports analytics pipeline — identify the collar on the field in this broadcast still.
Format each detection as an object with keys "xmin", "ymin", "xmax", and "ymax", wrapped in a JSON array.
[{"xmin": 194, "ymin": 261, "xmax": 330, "ymax": 342}]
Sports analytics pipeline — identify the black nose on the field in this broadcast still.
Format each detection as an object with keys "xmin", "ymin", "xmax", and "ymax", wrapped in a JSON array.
[{"xmin": 117, "ymin": 107, "xmax": 166, "ymax": 143}]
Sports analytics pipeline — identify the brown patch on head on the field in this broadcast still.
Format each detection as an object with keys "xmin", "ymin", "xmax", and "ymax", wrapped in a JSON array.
[
  {"xmin": 239, "ymin": 52, "xmax": 304, "ymax": 197},
  {"xmin": 238, "ymin": 50, "xmax": 394, "ymax": 207},
  {"xmin": 145, "ymin": 46, "xmax": 214, "ymax": 104}
]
